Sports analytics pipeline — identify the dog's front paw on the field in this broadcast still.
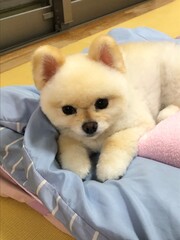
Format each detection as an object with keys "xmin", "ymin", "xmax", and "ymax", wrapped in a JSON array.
[
  {"xmin": 59, "ymin": 136, "xmax": 91, "ymax": 179},
  {"xmin": 60, "ymin": 152, "xmax": 91, "ymax": 179},
  {"xmin": 96, "ymin": 151, "xmax": 132, "ymax": 182}
]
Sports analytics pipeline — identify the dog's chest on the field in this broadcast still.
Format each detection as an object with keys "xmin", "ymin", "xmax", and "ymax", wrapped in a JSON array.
[{"xmin": 83, "ymin": 137, "xmax": 103, "ymax": 152}]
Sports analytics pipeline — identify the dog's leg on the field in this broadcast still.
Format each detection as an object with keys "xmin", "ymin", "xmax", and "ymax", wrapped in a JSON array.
[
  {"xmin": 58, "ymin": 136, "xmax": 91, "ymax": 179},
  {"xmin": 96, "ymin": 125, "xmax": 154, "ymax": 182},
  {"xmin": 157, "ymin": 105, "xmax": 180, "ymax": 123}
]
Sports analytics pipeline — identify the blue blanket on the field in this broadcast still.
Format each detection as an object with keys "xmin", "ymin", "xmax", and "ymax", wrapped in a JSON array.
[{"xmin": 1, "ymin": 27, "xmax": 180, "ymax": 240}]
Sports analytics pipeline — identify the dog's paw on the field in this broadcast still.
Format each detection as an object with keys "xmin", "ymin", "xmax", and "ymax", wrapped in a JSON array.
[
  {"xmin": 96, "ymin": 151, "xmax": 132, "ymax": 182},
  {"xmin": 157, "ymin": 105, "xmax": 180, "ymax": 123},
  {"xmin": 71, "ymin": 163, "xmax": 91, "ymax": 180},
  {"xmin": 60, "ymin": 153, "xmax": 91, "ymax": 179}
]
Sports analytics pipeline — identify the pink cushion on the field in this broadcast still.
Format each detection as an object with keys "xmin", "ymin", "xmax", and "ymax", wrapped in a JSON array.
[{"xmin": 138, "ymin": 112, "xmax": 180, "ymax": 168}]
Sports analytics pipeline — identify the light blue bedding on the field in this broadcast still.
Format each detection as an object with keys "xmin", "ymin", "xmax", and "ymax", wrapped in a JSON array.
[{"xmin": 1, "ymin": 28, "xmax": 180, "ymax": 240}]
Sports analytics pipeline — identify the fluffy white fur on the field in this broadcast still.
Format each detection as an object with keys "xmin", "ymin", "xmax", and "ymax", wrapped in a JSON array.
[{"xmin": 32, "ymin": 36, "xmax": 180, "ymax": 181}]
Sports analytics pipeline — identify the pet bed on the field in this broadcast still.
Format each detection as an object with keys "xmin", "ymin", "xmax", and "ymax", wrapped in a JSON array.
[{"xmin": 1, "ymin": 28, "xmax": 180, "ymax": 240}]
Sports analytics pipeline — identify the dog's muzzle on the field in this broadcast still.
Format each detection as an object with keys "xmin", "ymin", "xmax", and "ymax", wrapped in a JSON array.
[{"xmin": 82, "ymin": 121, "xmax": 98, "ymax": 135}]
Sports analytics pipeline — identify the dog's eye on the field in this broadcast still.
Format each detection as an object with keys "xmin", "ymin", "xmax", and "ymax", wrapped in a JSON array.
[
  {"xmin": 62, "ymin": 105, "xmax": 77, "ymax": 115},
  {"xmin": 95, "ymin": 98, "xmax": 109, "ymax": 110}
]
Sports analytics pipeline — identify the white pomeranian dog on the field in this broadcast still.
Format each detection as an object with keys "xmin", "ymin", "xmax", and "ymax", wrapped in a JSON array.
[{"xmin": 32, "ymin": 35, "xmax": 180, "ymax": 181}]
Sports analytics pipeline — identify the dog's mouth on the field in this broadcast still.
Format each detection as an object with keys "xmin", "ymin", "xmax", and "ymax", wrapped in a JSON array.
[
  {"xmin": 81, "ymin": 121, "xmax": 109, "ymax": 139},
  {"xmin": 85, "ymin": 132, "xmax": 98, "ymax": 138}
]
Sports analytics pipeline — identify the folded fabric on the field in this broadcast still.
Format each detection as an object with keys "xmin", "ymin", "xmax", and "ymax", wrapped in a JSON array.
[
  {"xmin": 0, "ymin": 168, "xmax": 71, "ymax": 236},
  {"xmin": 138, "ymin": 112, "xmax": 180, "ymax": 168}
]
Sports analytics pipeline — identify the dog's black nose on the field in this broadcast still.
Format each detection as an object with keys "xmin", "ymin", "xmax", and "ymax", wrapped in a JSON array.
[{"xmin": 82, "ymin": 121, "xmax": 98, "ymax": 135}]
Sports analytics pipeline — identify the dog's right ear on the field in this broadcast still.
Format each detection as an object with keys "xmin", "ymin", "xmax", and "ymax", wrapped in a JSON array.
[{"xmin": 32, "ymin": 45, "xmax": 65, "ymax": 90}]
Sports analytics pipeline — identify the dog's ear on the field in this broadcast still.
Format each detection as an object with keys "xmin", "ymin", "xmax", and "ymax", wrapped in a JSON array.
[
  {"xmin": 88, "ymin": 35, "xmax": 125, "ymax": 72},
  {"xmin": 32, "ymin": 45, "xmax": 65, "ymax": 90}
]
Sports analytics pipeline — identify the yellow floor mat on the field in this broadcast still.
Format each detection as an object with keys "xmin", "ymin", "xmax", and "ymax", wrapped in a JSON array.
[{"xmin": 0, "ymin": 197, "xmax": 74, "ymax": 240}]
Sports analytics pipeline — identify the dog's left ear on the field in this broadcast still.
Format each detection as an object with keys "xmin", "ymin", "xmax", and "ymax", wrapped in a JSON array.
[
  {"xmin": 32, "ymin": 45, "xmax": 65, "ymax": 90},
  {"xmin": 88, "ymin": 35, "xmax": 125, "ymax": 72}
]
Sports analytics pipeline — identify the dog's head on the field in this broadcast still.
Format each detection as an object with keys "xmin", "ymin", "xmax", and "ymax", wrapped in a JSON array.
[{"xmin": 32, "ymin": 36, "xmax": 129, "ymax": 140}]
